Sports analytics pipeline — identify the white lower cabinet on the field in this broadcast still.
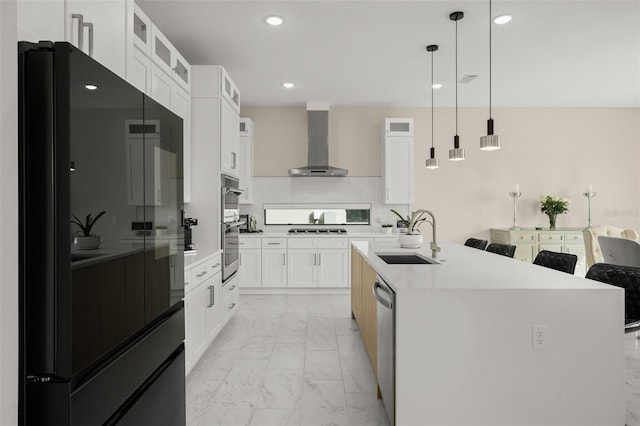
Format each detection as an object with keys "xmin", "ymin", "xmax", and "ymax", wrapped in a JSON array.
[
  {"xmin": 262, "ymin": 249, "xmax": 288, "ymax": 287},
  {"xmin": 239, "ymin": 248, "xmax": 262, "ymax": 287},
  {"xmin": 287, "ymin": 238, "xmax": 349, "ymax": 288},
  {"xmin": 185, "ymin": 252, "xmax": 236, "ymax": 376}
]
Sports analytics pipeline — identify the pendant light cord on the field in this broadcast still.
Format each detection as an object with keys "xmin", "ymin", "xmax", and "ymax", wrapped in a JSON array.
[
  {"xmin": 489, "ymin": 0, "xmax": 492, "ymax": 119},
  {"xmin": 431, "ymin": 50, "xmax": 434, "ymax": 149},
  {"xmin": 455, "ymin": 16, "xmax": 459, "ymax": 136}
]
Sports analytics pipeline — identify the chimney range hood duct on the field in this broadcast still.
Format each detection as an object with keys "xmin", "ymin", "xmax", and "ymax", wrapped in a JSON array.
[{"xmin": 289, "ymin": 110, "xmax": 348, "ymax": 177}]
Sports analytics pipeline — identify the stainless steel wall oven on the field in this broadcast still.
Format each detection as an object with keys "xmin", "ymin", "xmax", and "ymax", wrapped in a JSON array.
[{"xmin": 221, "ymin": 175, "xmax": 243, "ymax": 282}]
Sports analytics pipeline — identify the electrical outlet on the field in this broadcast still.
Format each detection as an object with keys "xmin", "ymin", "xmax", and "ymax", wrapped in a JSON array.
[{"xmin": 532, "ymin": 325, "xmax": 548, "ymax": 349}]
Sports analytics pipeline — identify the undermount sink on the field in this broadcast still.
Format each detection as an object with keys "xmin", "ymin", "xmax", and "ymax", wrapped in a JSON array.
[{"xmin": 376, "ymin": 253, "xmax": 438, "ymax": 265}]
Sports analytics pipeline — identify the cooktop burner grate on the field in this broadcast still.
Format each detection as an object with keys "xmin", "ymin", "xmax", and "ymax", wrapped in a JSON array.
[{"xmin": 288, "ymin": 228, "xmax": 348, "ymax": 234}]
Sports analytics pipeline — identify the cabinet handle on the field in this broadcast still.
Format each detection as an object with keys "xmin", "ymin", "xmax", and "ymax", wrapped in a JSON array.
[
  {"xmin": 313, "ymin": 253, "xmax": 316, "ymax": 266},
  {"xmin": 318, "ymin": 253, "xmax": 321, "ymax": 265},
  {"xmin": 268, "ymin": 242, "xmax": 280, "ymax": 245},
  {"xmin": 231, "ymin": 152, "xmax": 237, "ymax": 169},
  {"xmin": 71, "ymin": 14, "xmax": 84, "ymax": 50},
  {"xmin": 83, "ymin": 21, "xmax": 94, "ymax": 57},
  {"xmin": 228, "ymin": 302, "xmax": 236, "ymax": 310},
  {"xmin": 196, "ymin": 270, "xmax": 208, "ymax": 278},
  {"xmin": 282, "ymin": 253, "xmax": 285, "ymax": 266},
  {"xmin": 212, "ymin": 263, "xmax": 221, "ymax": 268},
  {"xmin": 207, "ymin": 285, "xmax": 214, "ymax": 307},
  {"xmin": 229, "ymin": 285, "xmax": 236, "ymax": 291}
]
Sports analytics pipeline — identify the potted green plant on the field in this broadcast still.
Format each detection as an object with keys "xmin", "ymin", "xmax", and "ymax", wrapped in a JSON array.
[
  {"xmin": 71, "ymin": 211, "xmax": 106, "ymax": 249},
  {"xmin": 381, "ymin": 223, "xmax": 393, "ymax": 234},
  {"xmin": 539, "ymin": 195, "xmax": 570, "ymax": 229},
  {"xmin": 391, "ymin": 209, "xmax": 427, "ymax": 248}
]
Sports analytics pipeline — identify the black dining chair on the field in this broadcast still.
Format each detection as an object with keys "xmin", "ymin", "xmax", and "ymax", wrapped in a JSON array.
[
  {"xmin": 485, "ymin": 243, "xmax": 516, "ymax": 258},
  {"xmin": 585, "ymin": 263, "xmax": 640, "ymax": 335},
  {"xmin": 533, "ymin": 250, "xmax": 578, "ymax": 274},
  {"xmin": 464, "ymin": 238, "xmax": 488, "ymax": 250}
]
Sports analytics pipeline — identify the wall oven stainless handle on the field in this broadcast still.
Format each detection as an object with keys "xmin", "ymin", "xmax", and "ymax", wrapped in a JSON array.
[
  {"xmin": 223, "ymin": 186, "xmax": 244, "ymax": 196},
  {"xmin": 225, "ymin": 220, "xmax": 245, "ymax": 228},
  {"xmin": 373, "ymin": 281, "xmax": 393, "ymax": 310}
]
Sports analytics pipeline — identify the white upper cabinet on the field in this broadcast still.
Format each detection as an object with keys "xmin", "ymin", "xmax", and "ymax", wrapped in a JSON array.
[
  {"xmin": 220, "ymin": 67, "xmax": 240, "ymax": 113},
  {"xmin": 220, "ymin": 96, "xmax": 240, "ymax": 178},
  {"xmin": 239, "ymin": 118, "xmax": 254, "ymax": 204},
  {"xmin": 382, "ymin": 118, "xmax": 414, "ymax": 205},
  {"xmin": 131, "ymin": 3, "xmax": 152, "ymax": 56},
  {"xmin": 18, "ymin": 0, "xmax": 127, "ymax": 79},
  {"xmin": 150, "ymin": 24, "xmax": 191, "ymax": 92}
]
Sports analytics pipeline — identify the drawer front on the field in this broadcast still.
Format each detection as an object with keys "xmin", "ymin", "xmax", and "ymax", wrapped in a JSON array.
[
  {"xmin": 564, "ymin": 232, "xmax": 584, "ymax": 243},
  {"xmin": 192, "ymin": 254, "xmax": 222, "ymax": 288},
  {"xmin": 288, "ymin": 238, "xmax": 317, "ymax": 249},
  {"xmin": 223, "ymin": 286, "xmax": 240, "ymax": 321},
  {"xmin": 238, "ymin": 238, "xmax": 261, "ymax": 249},
  {"xmin": 262, "ymin": 238, "xmax": 287, "ymax": 249},
  {"xmin": 539, "ymin": 232, "xmax": 563, "ymax": 242},
  {"xmin": 491, "ymin": 230, "xmax": 510, "ymax": 244},
  {"xmin": 510, "ymin": 232, "xmax": 536, "ymax": 243},
  {"xmin": 222, "ymin": 278, "xmax": 239, "ymax": 302},
  {"xmin": 317, "ymin": 238, "xmax": 348, "ymax": 249}
]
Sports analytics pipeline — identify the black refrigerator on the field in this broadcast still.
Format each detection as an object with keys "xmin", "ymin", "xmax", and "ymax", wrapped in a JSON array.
[{"xmin": 18, "ymin": 41, "xmax": 186, "ymax": 425}]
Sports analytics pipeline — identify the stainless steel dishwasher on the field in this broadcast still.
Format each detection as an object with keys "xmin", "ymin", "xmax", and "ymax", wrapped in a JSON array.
[{"xmin": 374, "ymin": 275, "xmax": 395, "ymax": 426}]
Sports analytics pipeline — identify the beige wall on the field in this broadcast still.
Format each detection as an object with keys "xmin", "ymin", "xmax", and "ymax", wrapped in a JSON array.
[{"xmin": 240, "ymin": 106, "xmax": 640, "ymax": 242}]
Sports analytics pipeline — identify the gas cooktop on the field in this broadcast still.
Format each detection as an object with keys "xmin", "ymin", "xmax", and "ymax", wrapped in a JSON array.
[{"xmin": 288, "ymin": 228, "xmax": 348, "ymax": 235}]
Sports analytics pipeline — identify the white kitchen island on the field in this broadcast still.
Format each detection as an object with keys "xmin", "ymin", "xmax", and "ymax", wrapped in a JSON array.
[{"xmin": 352, "ymin": 241, "xmax": 625, "ymax": 426}]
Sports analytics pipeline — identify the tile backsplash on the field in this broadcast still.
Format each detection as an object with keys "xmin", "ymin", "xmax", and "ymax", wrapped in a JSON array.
[{"xmin": 239, "ymin": 177, "xmax": 409, "ymax": 232}]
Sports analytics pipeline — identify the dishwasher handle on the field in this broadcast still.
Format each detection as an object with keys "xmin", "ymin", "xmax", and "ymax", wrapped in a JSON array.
[{"xmin": 373, "ymin": 281, "xmax": 393, "ymax": 310}]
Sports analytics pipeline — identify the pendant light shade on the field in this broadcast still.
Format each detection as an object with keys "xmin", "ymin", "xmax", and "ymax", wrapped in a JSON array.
[
  {"xmin": 426, "ymin": 44, "xmax": 439, "ymax": 169},
  {"xmin": 480, "ymin": 0, "xmax": 501, "ymax": 151},
  {"xmin": 449, "ymin": 11, "xmax": 465, "ymax": 162}
]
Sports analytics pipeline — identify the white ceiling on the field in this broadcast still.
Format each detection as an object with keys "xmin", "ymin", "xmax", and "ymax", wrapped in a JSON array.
[{"xmin": 138, "ymin": 0, "xmax": 640, "ymax": 108}]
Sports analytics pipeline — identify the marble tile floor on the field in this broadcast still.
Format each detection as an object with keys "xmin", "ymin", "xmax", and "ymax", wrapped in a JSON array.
[
  {"xmin": 186, "ymin": 294, "xmax": 640, "ymax": 426},
  {"xmin": 186, "ymin": 294, "xmax": 389, "ymax": 426}
]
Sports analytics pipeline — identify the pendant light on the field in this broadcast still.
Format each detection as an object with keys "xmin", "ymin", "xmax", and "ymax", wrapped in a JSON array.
[
  {"xmin": 449, "ymin": 11, "xmax": 465, "ymax": 161},
  {"xmin": 480, "ymin": 0, "xmax": 501, "ymax": 151},
  {"xmin": 425, "ymin": 44, "xmax": 439, "ymax": 169}
]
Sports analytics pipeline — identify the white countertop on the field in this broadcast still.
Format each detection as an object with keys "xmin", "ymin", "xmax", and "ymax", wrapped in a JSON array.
[
  {"xmin": 352, "ymin": 240, "xmax": 617, "ymax": 292},
  {"xmin": 239, "ymin": 231, "xmax": 398, "ymax": 238}
]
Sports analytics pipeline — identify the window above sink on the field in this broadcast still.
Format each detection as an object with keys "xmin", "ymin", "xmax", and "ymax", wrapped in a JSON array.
[{"xmin": 264, "ymin": 203, "xmax": 370, "ymax": 226}]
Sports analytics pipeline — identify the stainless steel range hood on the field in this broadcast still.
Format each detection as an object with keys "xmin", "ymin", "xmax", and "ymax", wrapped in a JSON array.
[{"xmin": 289, "ymin": 109, "xmax": 348, "ymax": 177}]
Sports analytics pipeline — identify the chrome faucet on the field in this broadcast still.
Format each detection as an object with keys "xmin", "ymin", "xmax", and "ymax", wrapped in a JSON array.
[{"xmin": 415, "ymin": 209, "xmax": 441, "ymax": 258}]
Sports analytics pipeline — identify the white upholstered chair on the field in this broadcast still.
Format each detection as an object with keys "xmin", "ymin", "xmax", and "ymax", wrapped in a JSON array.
[{"xmin": 583, "ymin": 225, "xmax": 639, "ymax": 269}]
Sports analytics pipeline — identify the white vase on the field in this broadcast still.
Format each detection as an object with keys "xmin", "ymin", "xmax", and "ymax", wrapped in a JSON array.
[
  {"xmin": 382, "ymin": 227, "xmax": 393, "ymax": 234},
  {"xmin": 75, "ymin": 235, "xmax": 101, "ymax": 250},
  {"xmin": 399, "ymin": 233, "xmax": 423, "ymax": 248}
]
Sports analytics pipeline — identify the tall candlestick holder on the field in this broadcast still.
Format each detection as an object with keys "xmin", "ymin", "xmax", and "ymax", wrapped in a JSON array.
[
  {"xmin": 583, "ymin": 191, "xmax": 596, "ymax": 228},
  {"xmin": 508, "ymin": 192, "xmax": 522, "ymax": 230}
]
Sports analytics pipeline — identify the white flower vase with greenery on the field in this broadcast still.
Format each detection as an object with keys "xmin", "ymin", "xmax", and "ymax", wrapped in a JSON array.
[
  {"xmin": 391, "ymin": 209, "xmax": 426, "ymax": 248},
  {"xmin": 71, "ymin": 211, "xmax": 106, "ymax": 249}
]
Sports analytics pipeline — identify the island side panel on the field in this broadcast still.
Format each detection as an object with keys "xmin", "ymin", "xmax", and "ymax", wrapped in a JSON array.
[{"xmin": 395, "ymin": 288, "xmax": 624, "ymax": 426}]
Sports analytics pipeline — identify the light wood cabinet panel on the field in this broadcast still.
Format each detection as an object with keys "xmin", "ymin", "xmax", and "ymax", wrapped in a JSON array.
[
  {"xmin": 361, "ymin": 259, "xmax": 378, "ymax": 377},
  {"xmin": 351, "ymin": 248, "xmax": 363, "ymax": 321}
]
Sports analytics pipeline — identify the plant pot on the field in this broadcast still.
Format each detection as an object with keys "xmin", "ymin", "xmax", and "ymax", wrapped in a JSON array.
[
  {"xmin": 399, "ymin": 233, "xmax": 423, "ymax": 248},
  {"xmin": 381, "ymin": 227, "xmax": 393, "ymax": 234},
  {"xmin": 75, "ymin": 235, "xmax": 101, "ymax": 250}
]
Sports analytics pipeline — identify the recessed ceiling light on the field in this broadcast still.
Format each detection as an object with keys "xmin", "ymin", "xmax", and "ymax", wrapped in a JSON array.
[
  {"xmin": 265, "ymin": 16, "xmax": 284, "ymax": 26},
  {"xmin": 84, "ymin": 84, "xmax": 98, "ymax": 91},
  {"xmin": 493, "ymin": 14, "xmax": 512, "ymax": 25},
  {"xmin": 282, "ymin": 82, "xmax": 295, "ymax": 89},
  {"xmin": 430, "ymin": 83, "xmax": 443, "ymax": 89}
]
